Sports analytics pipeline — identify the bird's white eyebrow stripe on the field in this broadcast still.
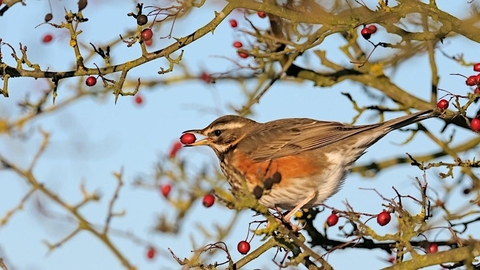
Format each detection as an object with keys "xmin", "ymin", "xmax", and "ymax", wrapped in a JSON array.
[{"xmin": 209, "ymin": 122, "xmax": 247, "ymax": 130}]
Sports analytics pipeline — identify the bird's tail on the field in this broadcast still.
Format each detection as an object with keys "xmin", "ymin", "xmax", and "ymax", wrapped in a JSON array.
[
  {"xmin": 384, "ymin": 109, "xmax": 437, "ymax": 132},
  {"xmin": 360, "ymin": 109, "xmax": 437, "ymax": 149}
]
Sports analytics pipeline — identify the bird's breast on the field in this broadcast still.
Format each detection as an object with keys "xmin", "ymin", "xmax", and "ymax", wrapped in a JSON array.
[{"xmin": 225, "ymin": 149, "xmax": 327, "ymax": 188}]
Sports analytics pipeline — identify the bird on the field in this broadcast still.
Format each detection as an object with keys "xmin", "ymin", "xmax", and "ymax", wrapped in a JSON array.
[{"xmin": 183, "ymin": 109, "xmax": 436, "ymax": 218}]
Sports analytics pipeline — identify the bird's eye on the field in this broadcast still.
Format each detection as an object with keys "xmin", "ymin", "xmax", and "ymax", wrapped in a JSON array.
[{"xmin": 213, "ymin": 130, "xmax": 222, "ymax": 136}]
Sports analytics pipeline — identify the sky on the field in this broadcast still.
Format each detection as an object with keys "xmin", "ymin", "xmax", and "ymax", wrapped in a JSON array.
[{"xmin": 0, "ymin": 1, "xmax": 479, "ymax": 269}]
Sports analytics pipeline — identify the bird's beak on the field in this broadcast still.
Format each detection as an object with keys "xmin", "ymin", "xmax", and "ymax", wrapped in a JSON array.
[{"xmin": 182, "ymin": 129, "xmax": 209, "ymax": 146}]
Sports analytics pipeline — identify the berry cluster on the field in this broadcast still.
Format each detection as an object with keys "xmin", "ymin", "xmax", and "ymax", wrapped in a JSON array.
[
  {"xmin": 462, "ymin": 63, "xmax": 480, "ymax": 101},
  {"xmin": 324, "ymin": 210, "xmax": 392, "ymax": 227},
  {"xmin": 465, "ymin": 63, "xmax": 480, "ymax": 132},
  {"xmin": 360, "ymin": 25, "xmax": 377, "ymax": 40},
  {"xmin": 160, "ymin": 181, "xmax": 215, "ymax": 208},
  {"xmin": 127, "ymin": 4, "xmax": 153, "ymax": 46},
  {"xmin": 438, "ymin": 63, "xmax": 480, "ymax": 132},
  {"xmin": 465, "ymin": 63, "xmax": 480, "ymax": 88},
  {"xmin": 227, "ymin": 10, "xmax": 266, "ymax": 60},
  {"xmin": 229, "ymin": 19, "xmax": 249, "ymax": 59}
]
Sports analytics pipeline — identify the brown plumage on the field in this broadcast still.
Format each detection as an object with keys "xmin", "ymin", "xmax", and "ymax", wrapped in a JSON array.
[{"xmin": 184, "ymin": 109, "xmax": 436, "ymax": 213}]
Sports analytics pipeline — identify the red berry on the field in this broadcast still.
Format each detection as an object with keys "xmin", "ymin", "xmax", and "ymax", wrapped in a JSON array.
[
  {"xmin": 474, "ymin": 87, "xmax": 480, "ymax": 95},
  {"xmin": 134, "ymin": 94, "xmax": 143, "ymax": 105},
  {"xmin": 238, "ymin": 52, "xmax": 249, "ymax": 59},
  {"xmin": 436, "ymin": 99, "xmax": 449, "ymax": 111},
  {"xmin": 471, "ymin": 118, "xmax": 480, "ymax": 132},
  {"xmin": 144, "ymin": 38, "xmax": 153, "ymax": 47},
  {"xmin": 367, "ymin": 24, "xmax": 377, "ymax": 34},
  {"xmin": 427, "ymin": 243, "xmax": 438, "ymax": 253},
  {"xmin": 85, "ymin": 76, "xmax": 97, "ymax": 87},
  {"xmin": 237, "ymin": 240, "xmax": 250, "ymax": 255},
  {"xmin": 180, "ymin": 133, "xmax": 196, "ymax": 144},
  {"xmin": 200, "ymin": 72, "xmax": 213, "ymax": 83},
  {"xmin": 141, "ymin": 28, "xmax": 153, "ymax": 41},
  {"xmin": 233, "ymin": 41, "xmax": 243, "ymax": 48},
  {"xmin": 146, "ymin": 246, "xmax": 156, "ymax": 259},
  {"xmin": 466, "ymin": 75, "xmax": 477, "ymax": 86},
  {"xmin": 42, "ymin": 34, "xmax": 53, "ymax": 43},
  {"xmin": 257, "ymin": 11, "xmax": 267, "ymax": 18},
  {"xmin": 361, "ymin": 27, "xmax": 372, "ymax": 39},
  {"xmin": 474, "ymin": 63, "xmax": 480, "ymax": 72},
  {"xmin": 326, "ymin": 213, "xmax": 339, "ymax": 227},
  {"xmin": 229, "ymin": 19, "xmax": 238, "ymax": 28},
  {"xmin": 160, "ymin": 184, "xmax": 172, "ymax": 197},
  {"xmin": 169, "ymin": 141, "xmax": 182, "ymax": 158},
  {"xmin": 387, "ymin": 256, "xmax": 395, "ymax": 264},
  {"xmin": 376, "ymin": 210, "xmax": 391, "ymax": 226},
  {"xmin": 202, "ymin": 194, "xmax": 215, "ymax": 208}
]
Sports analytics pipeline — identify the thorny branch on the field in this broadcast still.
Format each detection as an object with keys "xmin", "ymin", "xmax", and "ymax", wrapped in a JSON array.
[{"xmin": 2, "ymin": 0, "xmax": 480, "ymax": 269}]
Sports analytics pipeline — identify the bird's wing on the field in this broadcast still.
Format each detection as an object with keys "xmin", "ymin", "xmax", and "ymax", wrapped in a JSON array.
[{"xmin": 238, "ymin": 118, "xmax": 378, "ymax": 162}]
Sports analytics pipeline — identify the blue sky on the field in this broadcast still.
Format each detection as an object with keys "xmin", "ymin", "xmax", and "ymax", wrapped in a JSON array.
[{"xmin": 0, "ymin": 1, "xmax": 478, "ymax": 269}]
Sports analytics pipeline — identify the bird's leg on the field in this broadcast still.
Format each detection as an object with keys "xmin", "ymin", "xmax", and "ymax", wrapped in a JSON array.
[
  {"xmin": 283, "ymin": 191, "xmax": 317, "ymax": 222},
  {"xmin": 268, "ymin": 208, "xmax": 302, "ymax": 232},
  {"xmin": 270, "ymin": 192, "xmax": 316, "ymax": 232}
]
